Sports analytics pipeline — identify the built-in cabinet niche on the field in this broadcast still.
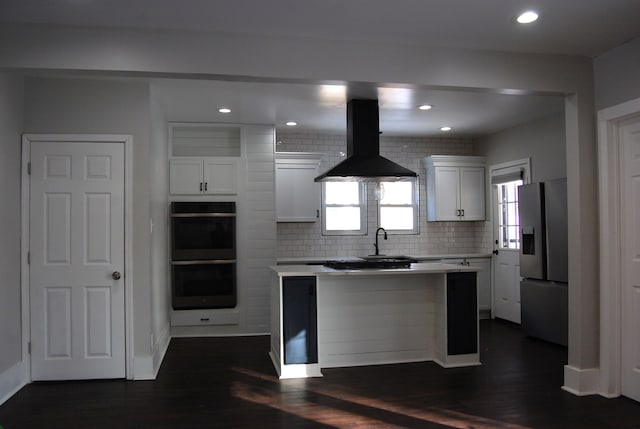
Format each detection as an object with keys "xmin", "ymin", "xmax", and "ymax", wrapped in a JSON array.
[
  {"xmin": 424, "ymin": 155, "xmax": 486, "ymax": 221},
  {"xmin": 168, "ymin": 122, "xmax": 245, "ymax": 329},
  {"xmin": 275, "ymin": 152, "xmax": 323, "ymax": 222},
  {"xmin": 169, "ymin": 123, "xmax": 240, "ymax": 195}
]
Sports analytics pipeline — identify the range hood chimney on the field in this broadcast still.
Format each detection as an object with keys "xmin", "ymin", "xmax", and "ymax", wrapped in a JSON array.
[{"xmin": 314, "ymin": 99, "xmax": 417, "ymax": 182}]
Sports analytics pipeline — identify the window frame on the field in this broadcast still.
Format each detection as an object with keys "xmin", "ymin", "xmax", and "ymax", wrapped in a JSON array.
[
  {"xmin": 495, "ymin": 180, "xmax": 523, "ymax": 250},
  {"xmin": 489, "ymin": 158, "xmax": 531, "ymax": 252},
  {"xmin": 377, "ymin": 179, "xmax": 420, "ymax": 235},
  {"xmin": 321, "ymin": 181, "xmax": 368, "ymax": 236}
]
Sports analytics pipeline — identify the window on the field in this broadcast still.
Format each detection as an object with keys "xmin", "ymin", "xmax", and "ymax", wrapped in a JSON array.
[
  {"xmin": 378, "ymin": 180, "xmax": 419, "ymax": 234},
  {"xmin": 496, "ymin": 179, "xmax": 522, "ymax": 249},
  {"xmin": 321, "ymin": 182, "xmax": 367, "ymax": 235}
]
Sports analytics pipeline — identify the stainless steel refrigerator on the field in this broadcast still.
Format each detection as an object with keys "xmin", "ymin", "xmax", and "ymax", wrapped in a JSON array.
[{"xmin": 518, "ymin": 178, "xmax": 568, "ymax": 346}]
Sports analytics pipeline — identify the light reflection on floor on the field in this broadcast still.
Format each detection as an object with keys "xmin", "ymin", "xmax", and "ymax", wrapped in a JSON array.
[{"xmin": 231, "ymin": 366, "xmax": 533, "ymax": 429}]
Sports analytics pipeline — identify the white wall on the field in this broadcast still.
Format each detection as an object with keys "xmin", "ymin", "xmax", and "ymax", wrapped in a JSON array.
[
  {"xmin": 276, "ymin": 131, "xmax": 491, "ymax": 258},
  {"xmin": 148, "ymin": 85, "xmax": 171, "ymax": 369},
  {"xmin": 0, "ymin": 73, "xmax": 25, "ymax": 402},
  {"xmin": 23, "ymin": 77, "xmax": 155, "ymax": 375},
  {"xmin": 594, "ymin": 36, "xmax": 640, "ymax": 110},
  {"xmin": 0, "ymin": 24, "xmax": 593, "ymax": 94},
  {"xmin": 476, "ymin": 113, "xmax": 567, "ymax": 182}
]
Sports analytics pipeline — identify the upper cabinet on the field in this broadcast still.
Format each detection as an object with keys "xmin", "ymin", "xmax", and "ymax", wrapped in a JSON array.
[
  {"xmin": 169, "ymin": 158, "xmax": 238, "ymax": 195},
  {"xmin": 169, "ymin": 123, "xmax": 241, "ymax": 195},
  {"xmin": 424, "ymin": 155, "xmax": 486, "ymax": 221},
  {"xmin": 275, "ymin": 152, "xmax": 323, "ymax": 222}
]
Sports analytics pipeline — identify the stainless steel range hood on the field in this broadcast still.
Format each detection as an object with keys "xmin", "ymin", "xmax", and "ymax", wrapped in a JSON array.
[{"xmin": 314, "ymin": 99, "xmax": 417, "ymax": 182}]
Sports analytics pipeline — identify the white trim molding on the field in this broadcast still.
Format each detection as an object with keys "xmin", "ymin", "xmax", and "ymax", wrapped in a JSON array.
[
  {"xmin": 0, "ymin": 361, "xmax": 27, "ymax": 406},
  {"xmin": 597, "ymin": 97, "xmax": 640, "ymax": 398},
  {"xmin": 488, "ymin": 157, "xmax": 531, "ymax": 184},
  {"xmin": 133, "ymin": 328, "xmax": 171, "ymax": 380},
  {"xmin": 563, "ymin": 365, "xmax": 600, "ymax": 396},
  {"xmin": 152, "ymin": 326, "xmax": 171, "ymax": 379}
]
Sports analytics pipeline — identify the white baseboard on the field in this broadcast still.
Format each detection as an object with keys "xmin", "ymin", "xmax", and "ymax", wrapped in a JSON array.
[
  {"xmin": 134, "ymin": 325, "xmax": 171, "ymax": 381},
  {"xmin": 563, "ymin": 365, "xmax": 600, "ymax": 396},
  {"xmin": 0, "ymin": 360, "xmax": 27, "ymax": 406},
  {"xmin": 133, "ymin": 356, "xmax": 155, "ymax": 380},
  {"xmin": 152, "ymin": 325, "xmax": 171, "ymax": 378}
]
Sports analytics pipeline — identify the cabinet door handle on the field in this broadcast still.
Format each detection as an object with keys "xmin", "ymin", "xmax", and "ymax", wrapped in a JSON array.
[
  {"xmin": 456, "ymin": 209, "xmax": 461, "ymax": 216},
  {"xmin": 205, "ymin": 182, "xmax": 208, "ymax": 192},
  {"xmin": 316, "ymin": 209, "xmax": 320, "ymax": 218},
  {"xmin": 461, "ymin": 209, "xmax": 465, "ymax": 217},
  {"xmin": 200, "ymin": 182, "xmax": 203, "ymax": 192}
]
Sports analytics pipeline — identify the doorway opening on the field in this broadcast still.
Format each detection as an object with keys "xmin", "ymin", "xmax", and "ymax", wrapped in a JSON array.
[{"xmin": 490, "ymin": 159, "xmax": 530, "ymax": 323}]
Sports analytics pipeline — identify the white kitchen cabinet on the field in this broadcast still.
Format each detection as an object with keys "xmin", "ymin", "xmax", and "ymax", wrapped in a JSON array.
[
  {"xmin": 424, "ymin": 155, "xmax": 486, "ymax": 221},
  {"xmin": 440, "ymin": 257, "xmax": 492, "ymax": 317},
  {"xmin": 170, "ymin": 308, "xmax": 240, "ymax": 327},
  {"xmin": 275, "ymin": 152, "xmax": 323, "ymax": 222},
  {"xmin": 169, "ymin": 158, "xmax": 238, "ymax": 195},
  {"xmin": 168, "ymin": 123, "xmax": 242, "ymax": 195}
]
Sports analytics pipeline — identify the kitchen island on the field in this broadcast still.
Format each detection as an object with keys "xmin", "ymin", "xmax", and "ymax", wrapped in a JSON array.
[{"xmin": 270, "ymin": 263, "xmax": 480, "ymax": 379}]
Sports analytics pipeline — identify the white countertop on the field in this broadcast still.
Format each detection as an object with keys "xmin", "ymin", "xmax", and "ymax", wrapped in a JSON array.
[
  {"xmin": 276, "ymin": 253, "xmax": 492, "ymax": 265},
  {"xmin": 271, "ymin": 262, "xmax": 480, "ymax": 277}
]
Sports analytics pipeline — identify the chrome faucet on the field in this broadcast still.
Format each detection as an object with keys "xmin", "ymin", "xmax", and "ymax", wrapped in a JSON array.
[{"xmin": 374, "ymin": 227, "xmax": 387, "ymax": 256}]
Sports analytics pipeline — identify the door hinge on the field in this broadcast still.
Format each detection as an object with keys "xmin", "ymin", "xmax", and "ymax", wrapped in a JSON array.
[{"xmin": 27, "ymin": 162, "xmax": 31, "ymax": 175}]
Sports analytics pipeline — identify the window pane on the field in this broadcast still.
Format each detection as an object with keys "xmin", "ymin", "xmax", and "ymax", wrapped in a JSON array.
[
  {"xmin": 499, "ymin": 226, "xmax": 509, "ymax": 248},
  {"xmin": 380, "ymin": 182, "xmax": 412, "ymax": 204},
  {"xmin": 505, "ymin": 202, "xmax": 518, "ymax": 226},
  {"xmin": 506, "ymin": 180, "xmax": 522, "ymax": 201},
  {"xmin": 325, "ymin": 182, "xmax": 360, "ymax": 205},
  {"xmin": 496, "ymin": 179, "xmax": 523, "ymax": 250},
  {"xmin": 380, "ymin": 207, "xmax": 414, "ymax": 230},
  {"xmin": 507, "ymin": 226, "xmax": 519, "ymax": 249},
  {"xmin": 325, "ymin": 207, "xmax": 361, "ymax": 230}
]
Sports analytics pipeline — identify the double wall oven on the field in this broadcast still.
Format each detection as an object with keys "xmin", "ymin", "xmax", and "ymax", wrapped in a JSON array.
[{"xmin": 171, "ymin": 201, "xmax": 236, "ymax": 309}]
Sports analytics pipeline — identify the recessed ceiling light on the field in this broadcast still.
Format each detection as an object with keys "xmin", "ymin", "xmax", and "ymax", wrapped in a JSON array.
[
  {"xmin": 517, "ymin": 11, "xmax": 539, "ymax": 24},
  {"xmin": 440, "ymin": 126, "xmax": 452, "ymax": 132},
  {"xmin": 418, "ymin": 104, "xmax": 433, "ymax": 111},
  {"xmin": 286, "ymin": 121, "xmax": 297, "ymax": 127},
  {"xmin": 218, "ymin": 107, "xmax": 231, "ymax": 113}
]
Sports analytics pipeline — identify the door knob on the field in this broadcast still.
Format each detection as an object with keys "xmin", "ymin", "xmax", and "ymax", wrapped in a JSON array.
[
  {"xmin": 112, "ymin": 271, "xmax": 121, "ymax": 280},
  {"xmin": 493, "ymin": 250, "xmax": 499, "ymax": 255}
]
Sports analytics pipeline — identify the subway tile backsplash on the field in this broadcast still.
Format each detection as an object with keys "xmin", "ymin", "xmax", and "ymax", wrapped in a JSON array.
[{"xmin": 276, "ymin": 131, "xmax": 493, "ymax": 258}]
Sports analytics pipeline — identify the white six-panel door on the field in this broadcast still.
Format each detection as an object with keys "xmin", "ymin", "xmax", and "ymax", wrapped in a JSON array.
[
  {"xmin": 621, "ymin": 116, "xmax": 640, "ymax": 402},
  {"xmin": 29, "ymin": 140, "xmax": 126, "ymax": 380}
]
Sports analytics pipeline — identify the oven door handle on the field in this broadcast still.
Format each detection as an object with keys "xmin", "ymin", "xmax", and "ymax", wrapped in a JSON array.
[
  {"xmin": 171, "ymin": 213, "xmax": 236, "ymax": 218},
  {"xmin": 171, "ymin": 259, "xmax": 237, "ymax": 265}
]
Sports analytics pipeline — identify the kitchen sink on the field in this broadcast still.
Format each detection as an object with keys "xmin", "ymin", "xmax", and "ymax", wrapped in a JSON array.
[{"xmin": 324, "ymin": 256, "xmax": 417, "ymax": 270}]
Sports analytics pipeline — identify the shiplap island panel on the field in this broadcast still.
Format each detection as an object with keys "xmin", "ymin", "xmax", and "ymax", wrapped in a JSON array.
[{"xmin": 270, "ymin": 263, "xmax": 480, "ymax": 379}]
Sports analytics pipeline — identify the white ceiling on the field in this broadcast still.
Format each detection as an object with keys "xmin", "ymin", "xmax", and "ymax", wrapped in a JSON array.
[
  {"xmin": 4, "ymin": 0, "xmax": 639, "ymax": 137},
  {"xmin": 3, "ymin": 0, "xmax": 639, "ymax": 57}
]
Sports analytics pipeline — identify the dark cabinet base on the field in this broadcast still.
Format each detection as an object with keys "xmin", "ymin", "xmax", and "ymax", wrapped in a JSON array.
[
  {"xmin": 447, "ymin": 272, "xmax": 478, "ymax": 355},
  {"xmin": 282, "ymin": 276, "xmax": 318, "ymax": 365}
]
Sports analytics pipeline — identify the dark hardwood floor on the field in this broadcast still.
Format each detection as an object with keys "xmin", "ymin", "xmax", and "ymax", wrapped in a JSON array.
[{"xmin": 1, "ymin": 320, "xmax": 639, "ymax": 429}]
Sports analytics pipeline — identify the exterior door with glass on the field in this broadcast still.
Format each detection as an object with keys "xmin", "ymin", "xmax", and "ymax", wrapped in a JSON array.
[{"xmin": 491, "ymin": 160, "xmax": 529, "ymax": 324}]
